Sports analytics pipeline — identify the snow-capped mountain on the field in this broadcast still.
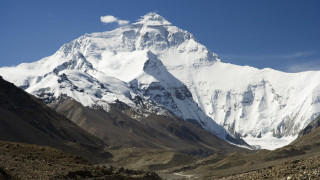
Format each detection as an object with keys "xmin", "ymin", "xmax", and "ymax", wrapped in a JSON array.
[{"xmin": 1, "ymin": 12, "xmax": 320, "ymax": 150}]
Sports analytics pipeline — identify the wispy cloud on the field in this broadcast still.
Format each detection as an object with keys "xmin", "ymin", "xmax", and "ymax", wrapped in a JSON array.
[
  {"xmin": 285, "ymin": 60, "xmax": 320, "ymax": 72},
  {"xmin": 221, "ymin": 51, "xmax": 320, "ymax": 72},
  {"xmin": 100, "ymin": 15, "xmax": 130, "ymax": 26},
  {"xmin": 222, "ymin": 51, "xmax": 316, "ymax": 61}
]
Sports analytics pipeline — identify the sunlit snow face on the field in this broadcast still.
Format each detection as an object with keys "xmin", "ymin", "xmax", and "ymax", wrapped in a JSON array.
[{"xmin": 98, "ymin": 50, "xmax": 149, "ymax": 82}]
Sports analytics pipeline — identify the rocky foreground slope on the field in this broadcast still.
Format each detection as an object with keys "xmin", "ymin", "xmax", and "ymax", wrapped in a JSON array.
[
  {"xmin": 0, "ymin": 140, "xmax": 161, "ymax": 180},
  {"xmin": 217, "ymin": 118, "xmax": 320, "ymax": 180},
  {"xmin": 0, "ymin": 76, "xmax": 111, "ymax": 162}
]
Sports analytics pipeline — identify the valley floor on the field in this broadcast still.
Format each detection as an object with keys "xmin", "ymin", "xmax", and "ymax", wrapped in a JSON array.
[{"xmin": 2, "ymin": 139, "xmax": 320, "ymax": 180}]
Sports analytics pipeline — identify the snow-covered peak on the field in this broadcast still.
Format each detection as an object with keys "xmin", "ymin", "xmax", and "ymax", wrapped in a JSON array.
[
  {"xmin": 38, "ymin": 12, "xmax": 219, "ymax": 83},
  {"xmin": 3, "ymin": 12, "xmax": 320, "ymax": 150},
  {"xmin": 52, "ymin": 52, "xmax": 94, "ymax": 74},
  {"xmin": 134, "ymin": 12, "xmax": 172, "ymax": 26}
]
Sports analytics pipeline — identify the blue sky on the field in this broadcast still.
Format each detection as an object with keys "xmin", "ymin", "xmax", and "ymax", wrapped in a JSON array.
[{"xmin": 1, "ymin": 0, "xmax": 319, "ymax": 72}]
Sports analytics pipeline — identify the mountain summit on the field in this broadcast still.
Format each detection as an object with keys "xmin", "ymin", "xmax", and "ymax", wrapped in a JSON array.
[
  {"xmin": 1, "ymin": 13, "xmax": 320, "ymax": 149},
  {"xmin": 135, "ymin": 12, "xmax": 172, "ymax": 25}
]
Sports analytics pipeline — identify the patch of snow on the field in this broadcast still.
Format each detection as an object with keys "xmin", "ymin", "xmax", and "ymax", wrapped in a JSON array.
[
  {"xmin": 173, "ymin": 172, "xmax": 194, "ymax": 179},
  {"xmin": 243, "ymin": 133, "xmax": 298, "ymax": 150}
]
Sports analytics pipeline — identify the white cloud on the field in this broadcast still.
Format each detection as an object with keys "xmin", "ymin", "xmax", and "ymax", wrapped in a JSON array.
[
  {"xmin": 100, "ymin": 15, "xmax": 118, "ymax": 23},
  {"xmin": 100, "ymin": 15, "xmax": 130, "ymax": 26},
  {"xmin": 117, "ymin": 20, "xmax": 130, "ymax": 25}
]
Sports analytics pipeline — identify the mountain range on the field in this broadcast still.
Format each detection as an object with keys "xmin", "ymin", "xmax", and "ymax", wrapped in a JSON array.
[
  {"xmin": 2, "ymin": 73, "xmax": 320, "ymax": 179},
  {"xmin": 1, "ymin": 12, "xmax": 320, "ymax": 150}
]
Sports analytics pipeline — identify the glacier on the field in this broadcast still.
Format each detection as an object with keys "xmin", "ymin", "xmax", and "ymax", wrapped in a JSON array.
[{"xmin": 1, "ymin": 12, "xmax": 320, "ymax": 150}]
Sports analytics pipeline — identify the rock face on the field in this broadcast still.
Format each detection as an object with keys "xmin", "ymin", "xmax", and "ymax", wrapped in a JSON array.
[
  {"xmin": 298, "ymin": 116, "xmax": 320, "ymax": 137},
  {"xmin": 291, "ymin": 116, "xmax": 320, "ymax": 148},
  {"xmin": 1, "ymin": 12, "xmax": 320, "ymax": 149}
]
